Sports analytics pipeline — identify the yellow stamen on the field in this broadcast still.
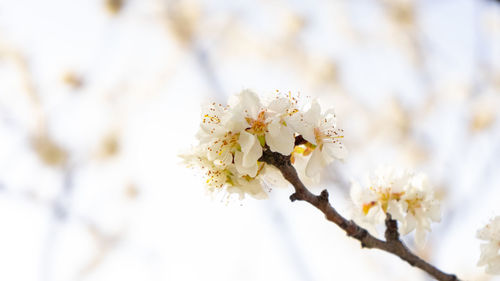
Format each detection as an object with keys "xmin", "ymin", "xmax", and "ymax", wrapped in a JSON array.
[
  {"xmin": 203, "ymin": 114, "xmax": 220, "ymax": 124},
  {"xmin": 363, "ymin": 202, "xmax": 376, "ymax": 215},
  {"xmin": 293, "ymin": 146, "xmax": 305, "ymax": 154}
]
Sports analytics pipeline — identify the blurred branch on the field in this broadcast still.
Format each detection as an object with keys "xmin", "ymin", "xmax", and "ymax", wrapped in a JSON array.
[
  {"xmin": 78, "ymin": 222, "xmax": 123, "ymax": 279},
  {"xmin": 41, "ymin": 165, "xmax": 75, "ymax": 281},
  {"xmin": 259, "ymin": 147, "xmax": 460, "ymax": 281},
  {"xmin": 263, "ymin": 201, "xmax": 316, "ymax": 281},
  {"xmin": 192, "ymin": 45, "xmax": 226, "ymax": 101},
  {"xmin": 161, "ymin": 0, "xmax": 226, "ymax": 101}
]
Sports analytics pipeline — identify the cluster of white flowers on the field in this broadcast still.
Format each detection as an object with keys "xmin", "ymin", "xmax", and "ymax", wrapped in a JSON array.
[
  {"xmin": 183, "ymin": 90, "xmax": 346, "ymax": 199},
  {"xmin": 351, "ymin": 166, "xmax": 441, "ymax": 246},
  {"xmin": 477, "ymin": 216, "xmax": 500, "ymax": 275},
  {"xmin": 183, "ymin": 89, "xmax": 500, "ymax": 275}
]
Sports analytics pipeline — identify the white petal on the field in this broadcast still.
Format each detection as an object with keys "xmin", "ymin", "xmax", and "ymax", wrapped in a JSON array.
[
  {"xmin": 305, "ymin": 148, "xmax": 325, "ymax": 178},
  {"xmin": 387, "ymin": 200, "xmax": 405, "ymax": 222},
  {"xmin": 478, "ymin": 217, "xmax": 500, "ymax": 241},
  {"xmin": 290, "ymin": 153, "xmax": 320, "ymax": 185},
  {"xmin": 350, "ymin": 182, "xmax": 364, "ymax": 205},
  {"xmin": 219, "ymin": 150, "xmax": 233, "ymax": 166},
  {"xmin": 478, "ymin": 243, "xmax": 500, "ymax": 266},
  {"xmin": 415, "ymin": 209, "xmax": 431, "ymax": 231},
  {"xmin": 485, "ymin": 258, "xmax": 500, "ymax": 275},
  {"xmin": 355, "ymin": 217, "xmax": 379, "ymax": 237},
  {"xmin": 366, "ymin": 205, "xmax": 385, "ymax": 225},
  {"xmin": 242, "ymin": 179, "xmax": 268, "ymax": 199},
  {"xmin": 288, "ymin": 100, "xmax": 321, "ymax": 144},
  {"xmin": 234, "ymin": 151, "xmax": 258, "ymax": 177},
  {"xmin": 352, "ymin": 204, "xmax": 382, "ymax": 236},
  {"xmin": 266, "ymin": 121, "xmax": 294, "ymax": 155},
  {"xmin": 323, "ymin": 109, "xmax": 337, "ymax": 126},
  {"xmin": 323, "ymin": 143, "xmax": 348, "ymax": 161},
  {"xmin": 225, "ymin": 112, "xmax": 249, "ymax": 132},
  {"xmin": 261, "ymin": 165, "xmax": 289, "ymax": 188},
  {"xmin": 428, "ymin": 203, "xmax": 441, "ymax": 222},
  {"xmin": 268, "ymin": 97, "xmax": 290, "ymax": 113},
  {"xmin": 286, "ymin": 110, "xmax": 316, "ymax": 144},
  {"xmin": 229, "ymin": 90, "xmax": 262, "ymax": 118},
  {"xmin": 296, "ymin": 124, "xmax": 316, "ymax": 144},
  {"xmin": 403, "ymin": 214, "xmax": 417, "ymax": 235},
  {"xmin": 414, "ymin": 227, "xmax": 427, "ymax": 248},
  {"xmin": 304, "ymin": 99, "xmax": 321, "ymax": 124},
  {"xmin": 226, "ymin": 186, "xmax": 245, "ymax": 200},
  {"xmin": 238, "ymin": 131, "xmax": 263, "ymax": 167}
]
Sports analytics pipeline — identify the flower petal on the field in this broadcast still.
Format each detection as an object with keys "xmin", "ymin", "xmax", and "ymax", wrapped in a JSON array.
[
  {"xmin": 241, "ymin": 179, "xmax": 268, "ymax": 199},
  {"xmin": 261, "ymin": 165, "xmax": 289, "ymax": 188},
  {"xmin": 387, "ymin": 200, "xmax": 405, "ymax": 222},
  {"xmin": 478, "ymin": 243, "xmax": 500, "ymax": 266},
  {"xmin": 234, "ymin": 151, "xmax": 258, "ymax": 177},
  {"xmin": 229, "ymin": 89, "xmax": 262, "ymax": 118},
  {"xmin": 303, "ymin": 99, "xmax": 321, "ymax": 124},
  {"xmin": 268, "ymin": 97, "xmax": 290, "ymax": 113},
  {"xmin": 414, "ymin": 227, "xmax": 427, "ymax": 248},
  {"xmin": 323, "ymin": 143, "xmax": 348, "ymax": 161},
  {"xmin": 428, "ymin": 203, "xmax": 441, "ymax": 222},
  {"xmin": 305, "ymin": 148, "xmax": 325, "ymax": 177},
  {"xmin": 219, "ymin": 150, "xmax": 233, "ymax": 166},
  {"xmin": 239, "ymin": 131, "xmax": 263, "ymax": 167},
  {"xmin": 266, "ymin": 121, "xmax": 294, "ymax": 155},
  {"xmin": 294, "ymin": 123, "xmax": 316, "ymax": 144},
  {"xmin": 486, "ymin": 258, "xmax": 500, "ymax": 275},
  {"xmin": 403, "ymin": 214, "xmax": 417, "ymax": 234}
]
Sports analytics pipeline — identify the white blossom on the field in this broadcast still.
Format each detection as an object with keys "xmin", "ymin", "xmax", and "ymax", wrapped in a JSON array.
[
  {"xmin": 182, "ymin": 145, "xmax": 267, "ymax": 199},
  {"xmin": 183, "ymin": 89, "xmax": 347, "ymax": 200},
  {"xmin": 226, "ymin": 168, "xmax": 268, "ymax": 200},
  {"xmin": 181, "ymin": 146, "xmax": 231, "ymax": 191},
  {"xmin": 234, "ymin": 130, "xmax": 262, "ymax": 177},
  {"xmin": 229, "ymin": 90, "xmax": 296, "ymax": 156},
  {"xmin": 196, "ymin": 102, "xmax": 230, "ymax": 142},
  {"xmin": 477, "ymin": 216, "xmax": 500, "ymax": 275},
  {"xmin": 351, "ymin": 166, "xmax": 441, "ymax": 246},
  {"xmin": 196, "ymin": 102, "xmax": 237, "ymax": 167},
  {"xmin": 293, "ymin": 100, "xmax": 347, "ymax": 177},
  {"xmin": 265, "ymin": 95, "xmax": 300, "ymax": 155}
]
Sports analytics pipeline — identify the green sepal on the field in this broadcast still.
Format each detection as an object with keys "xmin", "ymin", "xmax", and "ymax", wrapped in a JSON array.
[{"xmin": 257, "ymin": 135, "xmax": 266, "ymax": 147}]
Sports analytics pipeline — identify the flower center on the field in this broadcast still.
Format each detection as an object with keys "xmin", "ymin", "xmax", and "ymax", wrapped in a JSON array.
[
  {"xmin": 314, "ymin": 127, "xmax": 344, "ymax": 150},
  {"xmin": 209, "ymin": 131, "xmax": 239, "ymax": 157},
  {"xmin": 314, "ymin": 127, "xmax": 325, "ymax": 148},
  {"xmin": 405, "ymin": 197, "xmax": 423, "ymax": 215},
  {"xmin": 203, "ymin": 114, "xmax": 220, "ymax": 124},
  {"xmin": 246, "ymin": 110, "xmax": 269, "ymax": 135},
  {"xmin": 206, "ymin": 169, "xmax": 224, "ymax": 187},
  {"xmin": 363, "ymin": 187, "xmax": 405, "ymax": 214}
]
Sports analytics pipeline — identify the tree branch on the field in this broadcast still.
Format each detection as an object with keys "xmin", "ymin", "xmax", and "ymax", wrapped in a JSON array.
[{"xmin": 259, "ymin": 148, "xmax": 460, "ymax": 281}]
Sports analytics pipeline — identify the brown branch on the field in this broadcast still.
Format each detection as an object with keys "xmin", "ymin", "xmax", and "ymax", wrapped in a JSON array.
[
  {"xmin": 259, "ymin": 148, "xmax": 460, "ymax": 281},
  {"xmin": 294, "ymin": 135, "xmax": 308, "ymax": 146}
]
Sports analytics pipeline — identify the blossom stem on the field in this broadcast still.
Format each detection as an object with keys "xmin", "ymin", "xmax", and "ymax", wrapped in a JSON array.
[{"xmin": 259, "ymin": 148, "xmax": 460, "ymax": 281}]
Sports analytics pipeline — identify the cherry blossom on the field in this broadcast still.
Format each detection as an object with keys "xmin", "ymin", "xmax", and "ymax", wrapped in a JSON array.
[
  {"xmin": 477, "ymin": 216, "xmax": 500, "ymax": 275},
  {"xmin": 351, "ymin": 167, "xmax": 441, "ymax": 246}
]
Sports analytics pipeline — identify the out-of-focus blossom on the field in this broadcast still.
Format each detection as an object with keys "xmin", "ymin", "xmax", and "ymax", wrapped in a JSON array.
[
  {"xmin": 351, "ymin": 166, "xmax": 441, "ymax": 246},
  {"xmin": 477, "ymin": 216, "xmax": 500, "ymax": 275}
]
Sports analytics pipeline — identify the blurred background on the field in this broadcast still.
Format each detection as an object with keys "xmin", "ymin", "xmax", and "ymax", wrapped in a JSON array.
[{"xmin": 0, "ymin": 0, "xmax": 499, "ymax": 280}]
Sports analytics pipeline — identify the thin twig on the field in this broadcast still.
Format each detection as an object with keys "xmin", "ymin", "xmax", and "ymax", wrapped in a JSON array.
[{"xmin": 259, "ymin": 148, "xmax": 460, "ymax": 281}]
